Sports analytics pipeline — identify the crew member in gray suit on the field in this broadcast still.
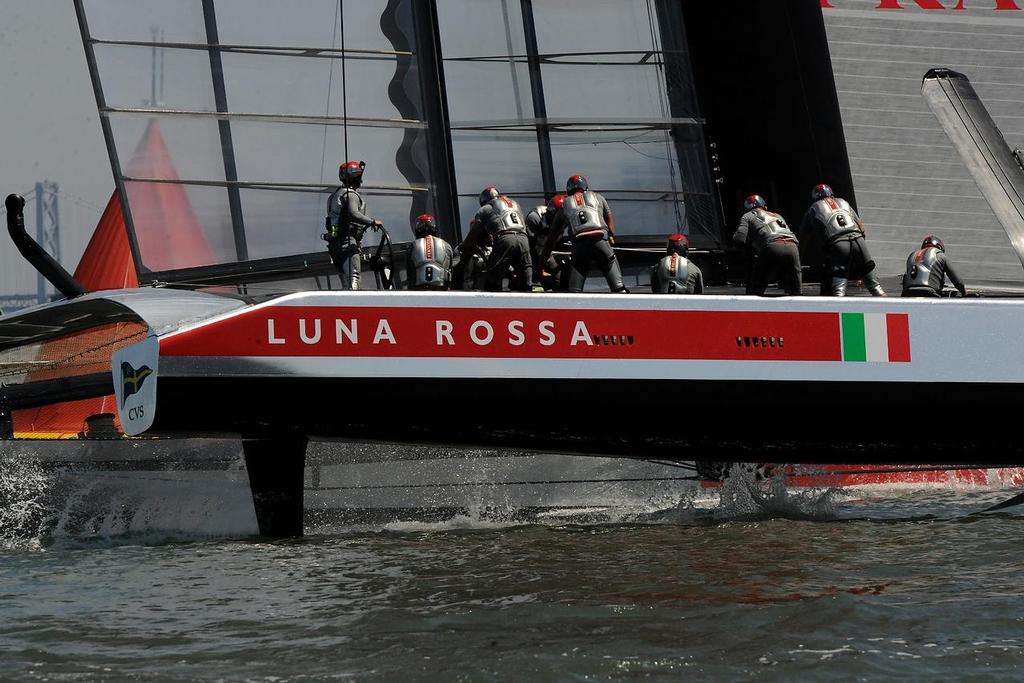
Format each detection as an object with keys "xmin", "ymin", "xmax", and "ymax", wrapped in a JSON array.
[
  {"xmin": 406, "ymin": 214, "xmax": 453, "ymax": 290},
  {"xmin": 902, "ymin": 235, "xmax": 967, "ymax": 298},
  {"xmin": 325, "ymin": 160, "xmax": 382, "ymax": 290},
  {"xmin": 651, "ymin": 234, "xmax": 703, "ymax": 294},
  {"xmin": 526, "ymin": 193, "xmax": 565, "ymax": 291},
  {"xmin": 733, "ymin": 195, "xmax": 802, "ymax": 296},
  {"xmin": 799, "ymin": 183, "xmax": 885, "ymax": 297},
  {"xmin": 458, "ymin": 187, "xmax": 533, "ymax": 292},
  {"xmin": 543, "ymin": 175, "xmax": 628, "ymax": 293}
]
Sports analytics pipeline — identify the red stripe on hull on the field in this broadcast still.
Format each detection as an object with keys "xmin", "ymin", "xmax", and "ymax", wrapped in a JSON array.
[{"xmin": 160, "ymin": 307, "xmax": 844, "ymax": 361}]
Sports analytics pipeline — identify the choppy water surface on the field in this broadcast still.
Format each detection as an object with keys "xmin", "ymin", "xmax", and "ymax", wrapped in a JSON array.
[{"xmin": 3, "ymin": 467, "xmax": 1024, "ymax": 681}]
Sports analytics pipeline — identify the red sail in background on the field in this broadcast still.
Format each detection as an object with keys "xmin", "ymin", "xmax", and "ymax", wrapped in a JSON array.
[
  {"xmin": 122, "ymin": 119, "xmax": 215, "ymax": 272},
  {"xmin": 73, "ymin": 193, "xmax": 138, "ymax": 290},
  {"xmin": 73, "ymin": 119, "xmax": 216, "ymax": 289},
  {"xmin": 13, "ymin": 120, "xmax": 213, "ymax": 437}
]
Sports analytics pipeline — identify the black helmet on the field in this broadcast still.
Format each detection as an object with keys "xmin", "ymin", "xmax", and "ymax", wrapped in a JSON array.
[
  {"xmin": 666, "ymin": 234, "xmax": 689, "ymax": 256},
  {"xmin": 812, "ymin": 183, "xmax": 834, "ymax": 201},
  {"xmin": 744, "ymin": 194, "xmax": 767, "ymax": 211},
  {"xmin": 479, "ymin": 187, "xmax": 500, "ymax": 206},
  {"xmin": 414, "ymin": 214, "xmax": 438, "ymax": 238},
  {"xmin": 566, "ymin": 175, "xmax": 589, "ymax": 193},
  {"xmin": 339, "ymin": 160, "xmax": 365, "ymax": 187},
  {"xmin": 921, "ymin": 234, "xmax": 945, "ymax": 252}
]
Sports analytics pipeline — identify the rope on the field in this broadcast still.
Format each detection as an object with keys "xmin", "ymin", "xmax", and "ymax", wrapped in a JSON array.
[
  {"xmin": 340, "ymin": 0, "xmax": 349, "ymax": 163},
  {"xmin": 318, "ymin": 0, "xmax": 341, "ymax": 186}
]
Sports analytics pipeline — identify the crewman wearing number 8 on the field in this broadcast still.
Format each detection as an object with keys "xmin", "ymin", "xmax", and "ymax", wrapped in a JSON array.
[
  {"xmin": 543, "ymin": 175, "xmax": 627, "ymax": 293},
  {"xmin": 458, "ymin": 187, "xmax": 533, "ymax": 292},
  {"xmin": 800, "ymin": 183, "xmax": 885, "ymax": 297},
  {"xmin": 406, "ymin": 214, "xmax": 454, "ymax": 290}
]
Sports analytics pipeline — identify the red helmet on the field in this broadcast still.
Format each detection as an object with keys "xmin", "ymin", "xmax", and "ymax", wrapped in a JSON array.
[
  {"xmin": 744, "ymin": 194, "xmax": 767, "ymax": 211},
  {"xmin": 479, "ymin": 187, "xmax": 500, "ymax": 206},
  {"xmin": 548, "ymin": 193, "xmax": 566, "ymax": 211},
  {"xmin": 812, "ymin": 183, "xmax": 834, "ymax": 201},
  {"xmin": 414, "ymin": 213, "xmax": 438, "ymax": 238},
  {"xmin": 921, "ymin": 234, "xmax": 945, "ymax": 252},
  {"xmin": 566, "ymin": 175, "xmax": 589, "ymax": 193},
  {"xmin": 339, "ymin": 160, "xmax": 365, "ymax": 187},
  {"xmin": 666, "ymin": 234, "xmax": 689, "ymax": 256}
]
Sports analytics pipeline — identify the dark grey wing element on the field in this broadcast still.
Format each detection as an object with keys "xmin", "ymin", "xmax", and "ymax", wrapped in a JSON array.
[{"xmin": 922, "ymin": 68, "xmax": 1024, "ymax": 273}]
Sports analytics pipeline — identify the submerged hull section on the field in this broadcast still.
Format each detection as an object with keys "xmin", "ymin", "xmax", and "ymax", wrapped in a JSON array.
[
  {"xmin": 0, "ymin": 439, "xmax": 703, "ymax": 538},
  {"xmin": 7, "ymin": 438, "xmax": 1023, "ymax": 541}
]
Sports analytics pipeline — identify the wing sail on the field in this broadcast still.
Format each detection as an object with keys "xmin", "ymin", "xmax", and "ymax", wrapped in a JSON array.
[{"xmin": 922, "ymin": 68, "xmax": 1024, "ymax": 272}]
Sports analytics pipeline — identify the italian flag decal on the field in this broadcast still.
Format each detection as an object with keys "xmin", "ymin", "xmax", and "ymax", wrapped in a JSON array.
[{"xmin": 840, "ymin": 313, "xmax": 911, "ymax": 363}]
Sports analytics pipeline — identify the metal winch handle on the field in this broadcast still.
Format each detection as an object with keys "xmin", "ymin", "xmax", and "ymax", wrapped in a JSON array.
[{"xmin": 368, "ymin": 224, "xmax": 398, "ymax": 290}]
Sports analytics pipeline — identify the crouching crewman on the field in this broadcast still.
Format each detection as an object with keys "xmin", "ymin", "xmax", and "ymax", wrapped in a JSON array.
[
  {"xmin": 902, "ymin": 235, "xmax": 967, "ymax": 298},
  {"xmin": 406, "ymin": 214, "xmax": 454, "ymax": 290},
  {"xmin": 651, "ymin": 234, "xmax": 703, "ymax": 294}
]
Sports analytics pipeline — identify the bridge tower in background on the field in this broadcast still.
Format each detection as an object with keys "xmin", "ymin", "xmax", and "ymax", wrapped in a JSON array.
[{"xmin": 34, "ymin": 181, "xmax": 60, "ymax": 305}]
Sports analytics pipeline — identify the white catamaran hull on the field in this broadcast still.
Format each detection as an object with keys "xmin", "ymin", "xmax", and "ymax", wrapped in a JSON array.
[
  {"xmin": 143, "ymin": 289, "xmax": 1023, "ymax": 456},
  {"xmin": 5, "ymin": 288, "xmax": 1024, "ymax": 536}
]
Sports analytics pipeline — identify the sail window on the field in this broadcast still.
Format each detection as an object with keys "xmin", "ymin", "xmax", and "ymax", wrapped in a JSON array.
[{"xmin": 76, "ymin": 0, "xmax": 721, "ymax": 286}]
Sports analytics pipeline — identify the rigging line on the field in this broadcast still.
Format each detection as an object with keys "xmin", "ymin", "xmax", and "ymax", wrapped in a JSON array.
[
  {"xmin": 550, "ymin": 139, "xmax": 665, "ymax": 148},
  {"xmin": 52, "ymin": 191, "xmax": 105, "ymax": 213},
  {"xmin": 340, "ymin": 0, "xmax": 349, "ymax": 164},
  {"xmin": 5, "ymin": 187, "xmax": 38, "ymax": 202},
  {"xmin": 319, "ymin": 0, "xmax": 341, "ymax": 186},
  {"xmin": 621, "ymin": 128, "xmax": 667, "ymax": 144},
  {"xmin": 444, "ymin": 49, "xmax": 678, "ymax": 62},
  {"xmin": 623, "ymin": 140, "xmax": 674, "ymax": 162},
  {"xmin": 88, "ymin": 37, "xmax": 411, "ymax": 58}
]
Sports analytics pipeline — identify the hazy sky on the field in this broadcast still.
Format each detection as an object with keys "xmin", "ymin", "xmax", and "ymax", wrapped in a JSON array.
[{"xmin": 0, "ymin": 2, "xmax": 111, "ymax": 297}]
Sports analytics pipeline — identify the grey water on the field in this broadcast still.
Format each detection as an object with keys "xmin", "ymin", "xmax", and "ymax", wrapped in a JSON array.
[{"xmin": 3, "ymin": 458, "xmax": 1024, "ymax": 681}]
